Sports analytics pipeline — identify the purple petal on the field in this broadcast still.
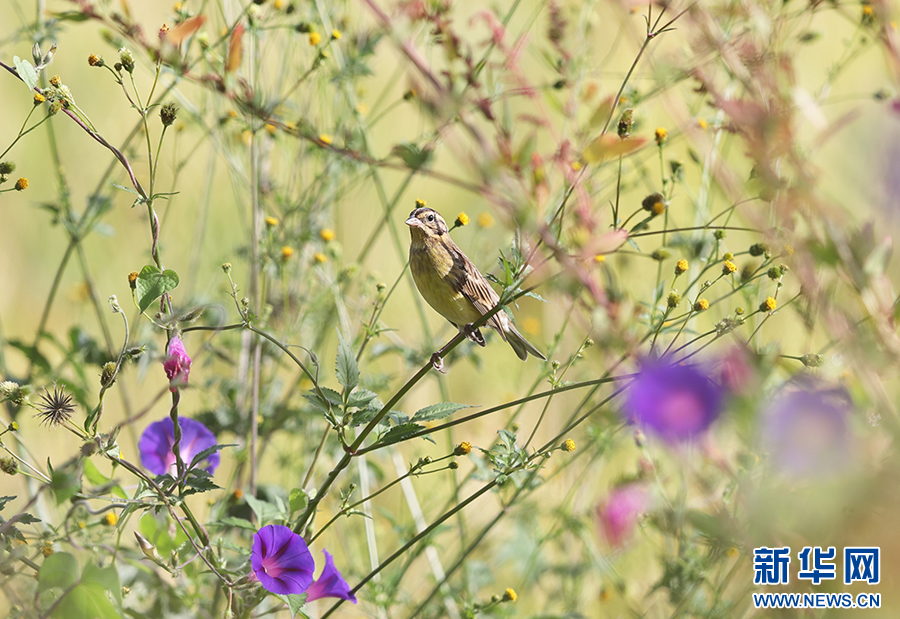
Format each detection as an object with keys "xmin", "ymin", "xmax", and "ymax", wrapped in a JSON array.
[
  {"xmin": 251, "ymin": 525, "xmax": 315, "ymax": 595},
  {"xmin": 761, "ymin": 379, "xmax": 853, "ymax": 478},
  {"xmin": 138, "ymin": 417, "xmax": 219, "ymax": 475},
  {"xmin": 623, "ymin": 358, "xmax": 723, "ymax": 443},
  {"xmin": 306, "ymin": 550, "xmax": 357, "ymax": 603}
]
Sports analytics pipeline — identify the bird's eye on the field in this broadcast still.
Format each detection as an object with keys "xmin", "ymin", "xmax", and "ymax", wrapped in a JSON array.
[{"xmin": 427, "ymin": 214, "xmax": 434, "ymax": 222}]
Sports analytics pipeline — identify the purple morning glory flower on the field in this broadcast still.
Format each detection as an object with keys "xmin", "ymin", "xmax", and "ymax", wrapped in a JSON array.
[
  {"xmin": 251, "ymin": 525, "xmax": 315, "ymax": 595},
  {"xmin": 761, "ymin": 380, "xmax": 854, "ymax": 478},
  {"xmin": 138, "ymin": 417, "xmax": 220, "ymax": 476},
  {"xmin": 164, "ymin": 335, "xmax": 192, "ymax": 390},
  {"xmin": 306, "ymin": 550, "xmax": 357, "ymax": 604},
  {"xmin": 623, "ymin": 358, "xmax": 723, "ymax": 442}
]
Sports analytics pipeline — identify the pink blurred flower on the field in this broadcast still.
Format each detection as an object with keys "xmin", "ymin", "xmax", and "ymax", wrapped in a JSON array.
[
  {"xmin": 597, "ymin": 484, "xmax": 649, "ymax": 547},
  {"xmin": 164, "ymin": 335, "xmax": 192, "ymax": 390}
]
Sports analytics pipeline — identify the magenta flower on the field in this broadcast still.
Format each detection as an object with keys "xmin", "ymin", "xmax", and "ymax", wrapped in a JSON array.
[
  {"xmin": 596, "ymin": 484, "xmax": 649, "ymax": 548},
  {"xmin": 623, "ymin": 358, "xmax": 723, "ymax": 442},
  {"xmin": 164, "ymin": 335, "xmax": 192, "ymax": 390},
  {"xmin": 138, "ymin": 417, "xmax": 219, "ymax": 476},
  {"xmin": 306, "ymin": 550, "xmax": 357, "ymax": 604},
  {"xmin": 761, "ymin": 380, "xmax": 854, "ymax": 478},
  {"xmin": 251, "ymin": 525, "xmax": 315, "ymax": 595}
]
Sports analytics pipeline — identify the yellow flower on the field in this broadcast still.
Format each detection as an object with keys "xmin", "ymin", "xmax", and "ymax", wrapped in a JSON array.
[
  {"xmin": 314, "ymin": 252, "xmax": 327, "ymax": 263},
  {"xmin": 281, "ymin": 246, "xmax": 294, "ymax": 259},
  {"xmin": 356, "ymin": 102, "xmax": 369, "ymax": 116},
  {"xmin": 233, "ymin": 488, "xmax": 244, "ymax": 500},
  {"xmin": 697, "ymin": 118, "xmax": 708, "ymax": 129},
  {"xmin": 761, "ymin": 297, "xmax": 777, "ymax": 312},
  {"xmin": 240, "ymin": 129, "xmax": 253, "ymax": 146},
  {"xmin": 105, "ymin": 512, "xmax": 119, "ymax": 526},
  {"xmin": 309, "ymin": 31, "xmax": 322, "ymax": 45},
  {"xmin": 77, "ymin": 520, "xmax": 86, "ymax": 529},
  {"xmin": 42, "ymin": 544, "xmax": 54, "ymax": 557},
  {"xmin": 694, "ymin": 298, "xmax": 709, "ymax": 311},
  {"xmin": 655, "ymin": 127, "xmax": 667, "ymax": 145},
  {"xmin": 722, "ymin": 260, "xmax": 737, "ymax": 275},
  {"xmin": 273, "ymin": 0, "xmax": 283, "ymax": 8},
  {"xmin": 594, "ymin": 254, "xmax": 606, "ymax": 263},
  {"xmin": 33, "ymin": 93, "xmax": 46, "ymax": 104},
  {"xmin": 600, "ymin": 588, "xmax": 613, "ymax": 602},
  {"xmin": 563, "ymin": 439, "xmax": 576, "ymax": 452},
  {"xmin": 726, "ymin": 547, "xmax": 739, "ymax": 558},
  {"xmin": 783, "ymin": 244, "xmax": 794, "ymax": 256},
  {"xmin": 503, "ymin": 588, "xmax": 517, "ymax": 602},
  {"xmin": 173, "ymin": 2, "xmax": 183, "ymax": 10},
  {"xmin": 265, "ymin": 123, "xmax": 277, "ymax": 135},
  {"xmin": 477, "ymin": 212, "xmax": 494, "ymax": 228},
  {"xmin": 320, "ymin": 228, "xmax": 335, "ymax": 242},
  {"xmin": 454, "ymin": 212, "xmax": 470, "ymax": 226},
  {"xmin": 415, "ymin": 198, "xmax": 426, "ymax": 207},
  {"xmin": 15, "ymin": 178, "xmax": 28, "ymax": 191},
  {"xmin": 652, "ymin": 201, "xmax": 666, "ymax": 216},
  {"xmin": 319, "ymin": 133, "xmax": 332, "ymax": 145},
  {"xmin": 332, "ymin": 29, "xmax": 342, "ymax": 40},
  {"xmin": 521, "ymin": 316, "xmax": 540, "ymax": 336},
  {"xmin": 49, "ymin": 75, "xmax": 61, "ymax": 87},
  {"xmin": 265, "ymin": 215, "xmax": 279, "ymax": 227},
  {"xmin": 675, "ymin": 259, "xmax": 688, "ymax": 275},
  {"xmin": 571, "ymin": 161, "xmax": 583, "ymax": 171},
  {"xmin": 455, "ymin": 441, "xmax": 472, "ymax": 455},
  {"xmin": 128, "ymin": 271, "xmax": 139, "ymax": 288}
]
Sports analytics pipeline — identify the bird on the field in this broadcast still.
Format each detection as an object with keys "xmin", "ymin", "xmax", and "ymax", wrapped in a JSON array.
[{"xmin": 405, "ymin": 206, "xmax": 546, "ymax": 370}]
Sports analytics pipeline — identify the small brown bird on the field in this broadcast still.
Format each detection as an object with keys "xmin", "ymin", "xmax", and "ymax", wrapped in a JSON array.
[{"xmin": 406, "ymin": 206, "xmax": 546, "ymax": 369}]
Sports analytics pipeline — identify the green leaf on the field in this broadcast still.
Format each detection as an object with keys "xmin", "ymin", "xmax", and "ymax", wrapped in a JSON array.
[
  {"xmin": 50, "ymin": 467, "xmax": 80, "ymax": 505},
  {"xmin": 211, "ymin": 516, "xmax": 257, "ymax": 531},
  {"xmin": 189, "ymin": 443, "xmax": 235, "ymax": 470},
  {"xmin": 52, "ymin": 583, "xmax": 119, "ymax": 619},
  {"xmin": 391, "ymin": 142, "xmax": 433, "ymax": 170},
  {"xmin": 346, "ymin": 388, "xmax": 379, "ymax": 409},
  {"xmin": 274, "ymin": 593, "xmax": 310, "ymax": 619},
  {"xmin": 109, "ymin": 182, "xmax": 139, "ymax": 196},
  {"xmin": 335, "ymin": 330, "xmax": 359, "ymax": 390},
  {"xmin": 0, "ymin": 495, "xmax": 15, "ymax": 511},
  {"xmin": 39, "ymin": 552, "xmax": 80, "ymax": 592},
  {"xmin": 379, "ymin": 423, "xmax": 426, "ymax": 446},
  {"xmin": 134, "ymin": 265, "xmax": 180, "ymax": 313},
  {"xmin": 411, "ymin": 402, "xmax": 473, "ymax": 423},
  {"xmin": 13, "ymin": 56, "xmax": 39, "ymax": 92},
  {"xmin": 81, "ymin": 563, "xmax": 121, "ymax": 606},
  {"xmin": 245, "ymin": 494, "xmax": 280, "ymax": 526},
  {"xmin": 82, "ymin": 459, "xmax": 109, "ymax": 487},
  {"xmin": 289, "ymin": 488, "xmax": 308, "ymax": 515}
]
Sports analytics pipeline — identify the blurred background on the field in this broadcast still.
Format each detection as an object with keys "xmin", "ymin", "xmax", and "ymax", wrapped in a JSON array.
[{"xmin": 2, "ymin": 0, "xmax": 900, "ymax": 617}]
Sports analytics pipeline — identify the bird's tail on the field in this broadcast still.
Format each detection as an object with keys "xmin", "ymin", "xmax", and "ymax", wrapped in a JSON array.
[{"xmin": 504, "ymin": 324, "xmax": 546, "ymax": 361}]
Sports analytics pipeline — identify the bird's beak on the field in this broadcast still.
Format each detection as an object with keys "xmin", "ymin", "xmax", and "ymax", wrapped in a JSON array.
[{"xmin": 405, "ymin": 216, "xmax": 421, "ymax": 228}]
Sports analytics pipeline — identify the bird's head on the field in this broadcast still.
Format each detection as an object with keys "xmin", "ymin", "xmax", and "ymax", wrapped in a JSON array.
[{"xmin": 405, "ymin": 207, "xmax": 449, "ymax": 240}]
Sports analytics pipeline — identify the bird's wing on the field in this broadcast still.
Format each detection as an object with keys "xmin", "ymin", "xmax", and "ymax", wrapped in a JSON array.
[{"xmin": 447, "ymin": 245, "xmax": 506, "ymax": 337}]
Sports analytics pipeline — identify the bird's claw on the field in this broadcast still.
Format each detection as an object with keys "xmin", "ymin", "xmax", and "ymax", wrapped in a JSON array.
[
  {"xmin": 430, "ymin": 352, "xmax": 446, "ymax": 373},
  {"xmin": 463, "ymin": 323, "xmax": 485, "ymax": 347}
]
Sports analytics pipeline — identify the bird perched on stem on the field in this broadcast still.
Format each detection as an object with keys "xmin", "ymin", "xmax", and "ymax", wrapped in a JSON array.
[{"xmin": 406, "ymin": 205, "xmax": 546, "ymax": 371}]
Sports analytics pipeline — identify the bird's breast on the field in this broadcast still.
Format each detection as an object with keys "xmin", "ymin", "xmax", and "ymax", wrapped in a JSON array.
[{"xmin": 410, "ymin": 243, "xmax": 482, "ymax": 326}]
